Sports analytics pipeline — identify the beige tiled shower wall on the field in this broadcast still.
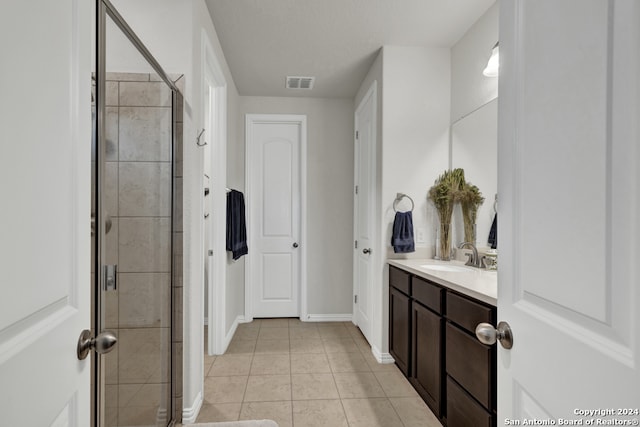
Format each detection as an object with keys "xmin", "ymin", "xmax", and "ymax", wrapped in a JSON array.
[{"xmin": 103, "ymin": 72, "xmax": 184, "ymax": 426}]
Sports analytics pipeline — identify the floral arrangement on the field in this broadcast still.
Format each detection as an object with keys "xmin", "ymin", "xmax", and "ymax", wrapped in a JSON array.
[
  {"xmin": 458, "ymin": 182, "xmax": 485, "ymax": 244},
  {"xmin": 428, "ymin": 168, "xmax": 465, "ymax": 260},
  {"xmin": 428, "ymin": 168, "xmax": 484, "ymax": 259}
]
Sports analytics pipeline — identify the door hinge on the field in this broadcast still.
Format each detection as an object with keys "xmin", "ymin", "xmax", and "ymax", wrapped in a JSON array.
[
  {"xmin": 355, "ymin": 240, "xmax": 358, "ymax": 249},
  {"xmin": 354, "ymin": 295, "xmax": 358, "ymax": 304},
  {"xmin": 355, "ymin": 185, "xmax": 358, "ymax": 195},
  {"xmin": 355, "ymin": 130, "xmax": 359, "ymax": 140}
]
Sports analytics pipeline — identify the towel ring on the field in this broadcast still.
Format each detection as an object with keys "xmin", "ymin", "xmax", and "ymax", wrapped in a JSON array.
[{"xmin": 393, "ymin": 193, "xmax": 414, "ymax": 212}]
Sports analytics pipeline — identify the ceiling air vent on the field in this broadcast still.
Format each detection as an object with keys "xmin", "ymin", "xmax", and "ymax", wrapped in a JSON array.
[{"xmin": 286, "ymin": 76, "xmax": 315, "ymax": 90}]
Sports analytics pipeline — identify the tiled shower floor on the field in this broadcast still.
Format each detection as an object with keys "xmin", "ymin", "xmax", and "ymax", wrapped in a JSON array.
[{"xmin": 193, "ymin": 319, "xmax": 442, "ymax": 427}]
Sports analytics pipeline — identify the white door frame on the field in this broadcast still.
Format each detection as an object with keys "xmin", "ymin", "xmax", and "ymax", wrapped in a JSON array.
[
  {"xmin": 245, "ymin": 114, "xmax": 308, "ymax": 321},
  {"xmin": 202, "ymin": 30, "xmax": 228, "ymax": 355},
  {"xmin": 353, "ymin": 81, "xmax": 377, "ymax": 339}
]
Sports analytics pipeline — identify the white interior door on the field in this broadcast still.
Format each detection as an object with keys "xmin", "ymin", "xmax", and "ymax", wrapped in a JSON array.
[
  {"xmin": 247, "ymin": 115, "xmax": 305, "ymax": 318},
  {"xmin": 0, "ymin": 0, "xmax": 92, "ymax": 425},
  {"xmin": 498, "ymin": 0, "xmax": 640, "ymax": 420},
  {"xmin": 353, "ymin": 83, "xmax": 377, "ymax": 343}
]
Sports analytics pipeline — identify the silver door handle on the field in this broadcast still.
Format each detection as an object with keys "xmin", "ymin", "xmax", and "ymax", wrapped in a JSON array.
[
  {"xmin": 362, "ymin": 248, "xmax": 371, "ymax": 254},
  {"xmin": 293, "ymin": 242, "xmax": 299, "ymax": 248},
  {"xmin": 77, "ymin": 329, "xmax": 117, "ymax": 360},
  {"xmin": 475, "ymin": 321, "xmax": 513, "ymax": 349}
]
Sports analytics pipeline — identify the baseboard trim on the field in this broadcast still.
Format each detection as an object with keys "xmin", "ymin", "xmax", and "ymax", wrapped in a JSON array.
[
  {"xmin": 181, "ymin": 391, "xmax": 203, "ymax": 424},
  {"xmin": 220, "ymin": 315, "xmax": 246, "ymax": 353},
  {"xmin": 371, "ymin": 345, "xmax": 395, "ymax": 364},
  {"xmin": 305, "ymin": 314, "xmax": 353, "ymax": 322}
]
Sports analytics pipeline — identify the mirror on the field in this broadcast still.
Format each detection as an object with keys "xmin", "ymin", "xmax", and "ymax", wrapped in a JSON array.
[{"xmin": 451, "ymin": 97, "xmax": 497, "ymax": 248}]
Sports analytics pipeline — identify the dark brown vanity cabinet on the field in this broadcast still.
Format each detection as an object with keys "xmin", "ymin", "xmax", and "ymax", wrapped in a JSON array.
[
  {"xmin": 389, "ymin": 286, "xmax": 411, "ymax": 375},
  {"xmin": 389, "ymin": 267, "xmax": 444, "ymax": 417},
  {"xmin": 389, "ymin": 267, "xmax": 411, "ymax": 375},
  {"xmin": 445, "ymin": 292, "xmax": 496, "ymax": 427},
  {"xmin": 411, "ymin": 299, "xmax": 443, "ymax": 416},
  {"xmin": 388, "ymin": 264, "xmax": 497, "ymax": 427}
]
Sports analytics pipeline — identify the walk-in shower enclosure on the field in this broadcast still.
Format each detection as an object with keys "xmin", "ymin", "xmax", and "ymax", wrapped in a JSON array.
[{"xmin": 93, "ymin": 1, "xmax": 183, "ymax": 425}]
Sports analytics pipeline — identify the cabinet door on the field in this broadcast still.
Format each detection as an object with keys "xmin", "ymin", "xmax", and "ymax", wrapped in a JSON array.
[
  {"xmin": 411, "ymin": 301, "xmax": 442, "ymax": 417},
  {"xmin": 446, "ymin": 322, "xmax": 493, "ymax": 410},
  {"xmin": 446, "ymin": 376, "xmax": 493, "ymax": 427},
  {"xmin": 389, "ymin": 287, "xmax": 411, "ymax": 375}
]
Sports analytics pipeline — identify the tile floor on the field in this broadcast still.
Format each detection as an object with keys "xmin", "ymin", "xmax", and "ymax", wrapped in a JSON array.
[{"xmin": 194, "ymin": 319, "xmax": 442, "ymax": 427}]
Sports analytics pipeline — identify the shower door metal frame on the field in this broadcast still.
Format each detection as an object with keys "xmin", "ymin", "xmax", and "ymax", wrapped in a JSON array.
[{"xmin": 94, "ymin": 1, "xmax": 180, "ymax": 425}]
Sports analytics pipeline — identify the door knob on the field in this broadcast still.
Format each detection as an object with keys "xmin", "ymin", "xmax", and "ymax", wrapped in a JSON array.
[
  {"xmin": 475, "ymin": 321, "xmax": 513, "ymax": 349},
  {"xmin": 293, "ymin": 242, "xmax": 299, "ymax": 248},
  {"xmin": 77, "ymin": 329, "xmax": 117, "ymax": 360},
  {"xmin": 362, "ymin": 248, "xmax": 371, "ymax": 254}
]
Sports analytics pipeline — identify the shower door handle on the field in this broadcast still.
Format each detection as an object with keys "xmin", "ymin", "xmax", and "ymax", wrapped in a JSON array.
[{"xmin": 104, "ymin": 265, "xmax": 117, "ymax": 291}]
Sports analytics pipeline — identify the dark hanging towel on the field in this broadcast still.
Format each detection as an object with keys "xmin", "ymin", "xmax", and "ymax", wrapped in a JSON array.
[
  {"xmin": 391, "ymin": 211, "xmax": 415, "ymax": 253},
  {"xmin": 226, "ymin": 190, "xmax": 248, "ymax": 260},
  {"xmin": 488, "ymin": 213, "xmax": 497, "ymax": 249}
]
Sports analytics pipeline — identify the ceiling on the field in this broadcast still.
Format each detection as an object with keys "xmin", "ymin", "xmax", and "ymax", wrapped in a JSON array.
[{"xmin": 205, "ymin": 0, "xmax": 495, "ymax": 98}]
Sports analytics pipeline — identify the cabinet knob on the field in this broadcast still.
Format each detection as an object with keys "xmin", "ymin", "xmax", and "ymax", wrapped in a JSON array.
[
  {"xmin": 475, "ymin": 321, "xmax": 513, "ymax": 349},
  {"xmin": 362, "ymin": 248, "xmax": 371, "ymax": 254}
]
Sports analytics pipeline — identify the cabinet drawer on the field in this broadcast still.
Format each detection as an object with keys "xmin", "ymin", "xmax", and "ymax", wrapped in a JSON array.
[
  {"xmin": 412, "ymin": 276, "xmax": 443, "ymax": 314},
  {"xmin": 446, "ymin": 376, "xmax": 493, "ymax": 427},
  {"xmin": 446, "ymin": 291, "xmax": 494, "ymax": 333},
  {"xmin": 389, "ymin": 266, "xmax": 411, "ymax": 295},
  {"xmin": 446, "ymin": 323, "xmax": 493, "ymax": 410}
]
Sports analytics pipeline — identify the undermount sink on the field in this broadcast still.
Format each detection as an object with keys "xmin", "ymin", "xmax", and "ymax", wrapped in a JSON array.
[{"xmin": 420, "ymin": 264, "xmax": 472, "ymax": 273}]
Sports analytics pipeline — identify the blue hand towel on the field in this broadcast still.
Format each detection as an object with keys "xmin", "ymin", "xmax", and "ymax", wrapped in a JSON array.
[
  {"xmin": 488, "ymin": 213, "xmax": 497, "ymax": 249},
  {"xmin": 391, "ymin": 211, "xmax": 415, "ymax": 253},
  {"xmin": 226, "ymin": 190, "xmax": 248, "ymax": 260}
]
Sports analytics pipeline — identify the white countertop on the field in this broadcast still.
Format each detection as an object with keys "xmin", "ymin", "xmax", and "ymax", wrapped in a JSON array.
[{"xmin": 387, "ymin": 259, "xmax": 497, "ymax": 306}]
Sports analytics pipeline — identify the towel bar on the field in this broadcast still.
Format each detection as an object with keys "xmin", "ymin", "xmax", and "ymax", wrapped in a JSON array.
[{"xmin": 393, "ymin": 193, "xmax": 414, "ymax": 212}]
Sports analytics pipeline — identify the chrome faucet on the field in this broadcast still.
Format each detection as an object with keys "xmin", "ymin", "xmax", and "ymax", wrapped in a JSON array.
[{"xmin": 458, "ymin": 242, "xmax": 486, "ymax": 268}]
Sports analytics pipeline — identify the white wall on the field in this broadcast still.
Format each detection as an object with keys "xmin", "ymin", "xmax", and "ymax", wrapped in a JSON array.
[
  {"xmin": 450, "ymin": 1, "xmax": 499, "ymax": 248},
  {"xmin": 450, "ymin": 1, "xmax": 499, "ymax": 122},
  {"xmin": 111, "ymin": 0, "xmax": 241, "ymax": 419},
  {"xmin": 225, "ymin": 89, "xmax": 244, "ymax": 335},
  {"xmin": 354, "ymin": 46, "xmax": 451, "ymax": 357},
  {"xmin": 382, "ymin": 46, "xmax": 451, "ymax": 261},
  {"xmin": 380, "ymin": 46, "xmax": 451, "ymax": 353},
  {"xmin": 238, "ymin": 96, "xmax": 355, "ymax": 317}
]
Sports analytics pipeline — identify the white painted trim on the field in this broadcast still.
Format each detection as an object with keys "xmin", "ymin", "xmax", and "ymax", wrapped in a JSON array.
[
  {"xmin": 217, "ymin": 315, "xmax": 247, "ymax": 355},
  {"xmin": 201, "ymin": 29, "xmax": 228, "ymax": 357},
  {"xmin": 181, "ymin": 391, "xmax": 203, "ymax": 424},
  {"xmin": 352, "ymin": 80, "xmax": 378, "ymax": 342},
  {"xmin": 244, "ymin": 114, "xmax": 308, "ymax": 322},
  {"xmin": 306, "ymin": 314, "xmax": 354, "ymax": 322},
  {"xmin": 371, "ymin": 345, "xmax": 395, "ymax": 364}
]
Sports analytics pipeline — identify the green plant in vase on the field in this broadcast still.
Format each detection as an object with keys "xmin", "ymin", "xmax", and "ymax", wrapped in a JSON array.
[
  {"xmin": 458, "ymin": 183, "xmax": 485, "ymax": 244},
  {"xmin": 428, "ymin": 168, "xmax": 465, "ymax": 261}
]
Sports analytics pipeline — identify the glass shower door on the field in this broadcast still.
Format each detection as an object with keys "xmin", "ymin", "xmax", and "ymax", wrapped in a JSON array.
[{"xmin": 95, "ymin": 3, "xmax": 179, "ymax": 425}]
